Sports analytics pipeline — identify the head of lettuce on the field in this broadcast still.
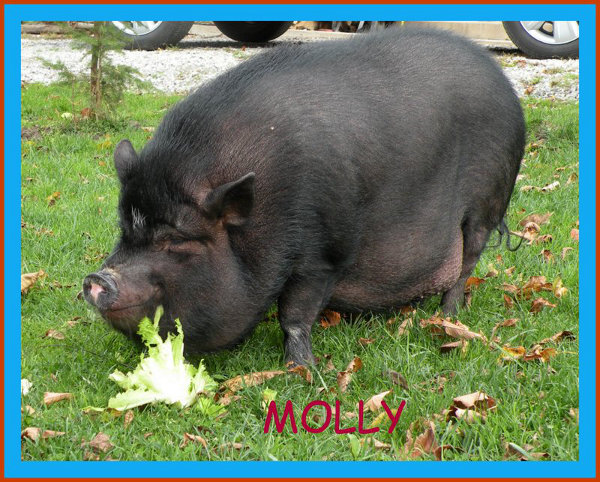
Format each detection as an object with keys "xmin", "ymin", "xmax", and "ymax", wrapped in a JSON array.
[{"xmin": 108, "ymin": 307, "xmax": 217, "ymax": 411}]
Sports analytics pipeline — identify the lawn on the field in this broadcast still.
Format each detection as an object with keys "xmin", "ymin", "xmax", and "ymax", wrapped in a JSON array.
[{"xmin": 20, "ymin": 83, "xmax": 579, "ymax": 461}]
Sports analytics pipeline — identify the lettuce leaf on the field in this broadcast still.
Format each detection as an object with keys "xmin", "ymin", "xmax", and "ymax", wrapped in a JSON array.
[{"xmin": 107, "ymin": 307, "xmax": 217, "ymax": 411}]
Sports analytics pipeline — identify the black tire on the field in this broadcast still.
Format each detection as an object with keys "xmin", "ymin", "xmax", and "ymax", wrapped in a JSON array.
[
  {"xmin": 502, "ymin": 21, "xmax": 579, "ymax": 59},
  {"xmin": 213, "ymin": 21, "xmax": 293, "ymax": 43},
  {"xmin": 107, "ymin": 21, "xmax": 195, "ymax": 50}
]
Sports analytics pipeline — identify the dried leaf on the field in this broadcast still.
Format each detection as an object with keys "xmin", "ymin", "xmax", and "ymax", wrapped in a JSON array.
[
  {"xmin": 364, "ymin": 390, "xmax": 392, "ymax": 412},
  {"xmin": 523, "ymin": 346, "xmax": 557, "ymax": 362},
  {"xmin": 441, "ymin": 319, "xmax": 486, "ymax": 342},
  {"xmin": 553, "ymin": 278, "xmax": 568, "ymax": 298},
  {"xmin": 384, "ymin": 370, "xmax": 409, "ymax": 390},
  {"xmin": 500, "ymin": 283, "xmax": 520, "ymax": 295},
  {"xmin": 216, "ymin": 394, "xmax": 241, "ymax": 406},
  {"xmin": 566, "ymin": 172, "xmax": 578, "ymax": 184},
  {"xmin": 539, "ymin": 330, "xmax": 575, "ymax": 345},
  {"xmin": 287, "ymin": 364, "xmax": 313, "ymax": 383},
  {"xmin": 360, "ymin": 437, "xmax": 391, "ymax": 450},
  {"xmin": 358, "ymin": 337, "xmax": 375, "ymax": 346},
  {"xmin": 520, "ymin": 212, "xmax": 553, "ymax": 226},
  {"xmin": 570, "ymin": 228, "xmax": 579, "ymax": 241},
  {"xmin": 217, "ymin": 442, "xmax": 247, "ymax": 451},
  {"xmin": 465, "ymin": 277, "xmax": 486, "ymax": 292},
  {"xmin": 504, "ymin": 266, "xmax": 515, "ymax": 276},
  {"xmin": 530, "ymin": 297, "xmax": 556, "ymax": 313},
  {"xmin": 123, "ymin": 410, "xmax": 134, "ymax": 429},
  {"xmin": 561, "ymin": 247, "xmax": 574, "ymax": 260},
  {"xmin": 345, "ymin": 356, "xmax": 363, "ymax": 373},
  {"xmin": 42, "ymin": 430, "xmax": 65, "ymax": 439},
  {"xmin": 320, "ymin": 354, "xmax": 336, "ymax": 373},
  {"xmin": 485, "ymin": 263, "xmax": 499, "ymax": 278},
  {"xmin": 433, "ymin": 444, "xmax": 456, "ymax": 461},
  {"xmin": 447, "ymin": 391, "xmax": 496, "ymax": 422},
  {"xmin": 540, "ymin": 181, "xmax": 560, "ymax": 192},
  {"xmin": 21, "ymin": 427, "xmax": 42, "ymax": 441},
  {"xmin": 43, "ymin": 329, "xmax": 65, "ymax": 340},
  {"xmin": 21, "ymin": 270, "xmax": 45, "ymax": 294},
  {"xmin": 503, "ymin": 293, "xmax": 514, "ymax": 309},
  {"xmin": 43, "ymin": 392, "xmax": 72, "ymax": 406},
  {"xmin": 180, "ymin": 432, "xmax": 207, "ymax": 449},
  {"xmin": 539, "ymin": 249, "xmax": 553, "ymax": 263},
  {"xmin": 89, "ymin": 432, "xmax": 113, "ymax": 453},
  {"xmin": 410, "ymin": 421, "xmax": 439, "ymax": 458},
  {"xmin": 220, "ymin": 370, "xmax": 285, "ymax": 394},
  {"xmin": 21, "ymin": 378, "xmax": 33, "ymax": 396},
  {"xmin": 569, "ymin": 408, "xmax": 579, "ymax": 424},
  {"xmin": 535, "ymin": 234, "xmax": 553, "ymax": 244},
  {"xmin": 440, "ymin": 340, "xmax": 467, "ymax": 353},
  {"xmin": 397, "ymin": 317, "xmax": 413, "ymax": 336},
  {"xmin": 46, "ymin": 191, "xmax": 61, "ymax": 206},
  {"xmin": 500, "ymin": 345, "xmax": 526, "ymax": 361},
  {"xmin": 319, "ymin": 310, "xmax": 341, "ymax": 328},
  {"xmin": 22, "ymin": 405, "xmax": 36, "ymax": 416},
  {"xmin": 494, "ymin": 318, "xmax": 518, "ymax": 330}
]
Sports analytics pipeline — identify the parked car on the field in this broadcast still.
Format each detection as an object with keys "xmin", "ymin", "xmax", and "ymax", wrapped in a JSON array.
[{"xmin": 107, "ymin": 21, "xmax": 579, "ymax": 59}]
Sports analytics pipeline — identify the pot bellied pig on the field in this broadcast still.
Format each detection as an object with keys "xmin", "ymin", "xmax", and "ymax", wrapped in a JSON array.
[{"xmin": 83, "ymin": 28, "xmax": 525, "ymax": 365}]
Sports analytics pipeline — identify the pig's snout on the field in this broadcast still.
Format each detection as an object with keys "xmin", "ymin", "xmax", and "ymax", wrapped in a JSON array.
[{"xmin": 83, "ymin": 270, "xmax": 118, "ymax": 309}]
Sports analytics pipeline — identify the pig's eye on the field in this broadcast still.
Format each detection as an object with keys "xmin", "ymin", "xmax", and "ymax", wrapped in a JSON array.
[{"xmin": 165, "ymin": 238, "xmax": 204, "ymax": 256}]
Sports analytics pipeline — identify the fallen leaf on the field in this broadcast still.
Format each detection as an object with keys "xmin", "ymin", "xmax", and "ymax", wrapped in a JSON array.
[
  {"xmin": 566, "ymin": 172, "xmax": 578, "ymax": 184},
  {"xmin": 287, "ymin": 364, "xmax": 313, "ymax": 383},
  {"xmin": 561, "ymin": 247, "xmax": 574, "ymax": 259},
  {"xmin": 530, "ymin": 297, "xmax": 556, "ymax": 313},
  {"xmin": 21, "ymin": 378, "xmax": 32, "ymax": 396},
  {"xmin": 540, "ymin": 181, "xmax": 560, "ymax": 192},
  {"xmin": 43, "ymin": 329, "xmax": 65, "ymax": 340},
  {"xmin": 539, "ymin": 331, "xmax": 575, "ymax": 345},
  {"xmin": 43, "ymin": 392, "xmax": 72, "ymax": 406},
  {"xmin": 216, "ymin": 394, "xmax": 241, "ymax": 406},
  {"xmin": 89, "ymin": 432, "xmax": 113, "ymax": 453},
  {"xmin": 410, "ymin": 421, "xmax": 439, "ymax": 458},
  {"xmin": 523, "ymin": 346, "xmax": 556, "ymax": 362},
  {"xmin": 540, "ymin": 249, "xmax": 553, "ymax": 263},
  {"xmin": 520, "ymin": 212, "xmax": 553, "ymax": 226},
  {"xmin": 485, "ymin": 263, "xmax": 499, "ymax": 278},
  {"xmin": 433, "ymin": 444, "xmax": 456, "ymax": 461},
  {"xmin": 21, "ymin": 427, "xmax": 42, "ymax": 441},
  {"xmin": 440, "ymin": 340, "xmax": 468, "ymax": 353},
  {"xmin": 568, "ymin": 408, "xmax": 579, "ymax": 424},
  {"xmin": 505, "ymin": 442, "xmax": 549, "ymax": 461},
  {"xmin": 217, "ymin": 442, "xmax": 247, "ymax": 451},
  {"xmin": 42, "ymin": 430, "xmax": 65, "ymax": 439},
  {"xmin": 441, "ymin": 319, "xmax": 486, "ymax": 342},
  {"xmin": 397, "ymin": 317, "xmax": 413, "ymax": 336},
  {"xmin": 360, "ymin": 437, "xmax": 391, "ymax": 450},
  {"xmin": 21, "ymin": 270, "xmax": 45, "ymax": 294},
  {"xmin": 123, "ymin": 410, "xmax": 134, "ymax": 429},
  {"xmin": 446, "ymin": 391, "xmax": 496, "ymax": 422},
  {"xmin": 320, "ymin": 310, "xmax": 341, "ymax": 328},
  {"xmin": 553, "ymin": 278, "xmax": 568, "ymax": 298},
  {"xmin": 500, "ymin": 283, "xmax": 520, "ymax": 295},
  {"xmin": 220, "ymin": 370, "xmax": 285, "ymax": 394},
  {"xmin": 180, "ymin": 432, "xmax": 207, "ymax": 449},
  {"xmin": 384, "ymin": 370, "xmax": 409, "ymax": 390},
  {"xmin": 503, "ymin": 293, "xmax": 514, "ymax": 309},
  {"xmin": 520, "ymin": 185, "xmax": 536, "ymax": 192},
  {"xmin": 319, "ymin": 354, "xmax": 336, "ymax": 373},
  {"xmin": 337, "ymin": 357, "xmax": 363, "ymax": 393},
  {"xmin": 364, "ymin": 390, "xmax": 392, "ymax": 412},
  {"xmin": 358, "ymin": 337, "xmax": 375, "ymax": 346},
  {"xmin": 465, "ymin": 277, "xmax": 486, "ymax": 292},
  {"xmin": 144, "ymin": 432, "xmax": 153, "ymax": 439},
  {"xmin": 570, "ymin": 229, "xmax": 579, "ymax": 241},
  {"xmin": 494, "ymin": 318, "xmax": 519, "ymax": 330},
  {"xmin": 535, "ymin": 234, "xmax": 553, "ymax": 244},
  {"xmin": 22, "ymin": 405, "xmax": 35, "ymax": 415},
  {"xmin": 46, "ymin": 191, "xmax": 61, "ymax": 206},
  {"xmin": 499, "ymin": 345, "xmax": 526, "ymax": 361}
]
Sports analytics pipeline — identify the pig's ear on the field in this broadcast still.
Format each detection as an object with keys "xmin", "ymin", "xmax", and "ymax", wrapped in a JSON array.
[
  {"xmin": 114, "ymin": 139, "xmax": 138, "ymax": 183},
  {"xmin": 203, "ymin": 172, "xmax": 255, "ymax": 226}
]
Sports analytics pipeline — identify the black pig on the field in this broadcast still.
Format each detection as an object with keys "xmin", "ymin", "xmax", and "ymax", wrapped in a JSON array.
[{"xmin": 84, "ymin": 28, "xmax": 524, "ymax": 365}]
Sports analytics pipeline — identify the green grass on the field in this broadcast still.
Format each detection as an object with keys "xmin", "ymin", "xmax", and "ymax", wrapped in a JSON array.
[{"xmin": 21, "ymin": 83, "xmax": 579, "ymax": 461}]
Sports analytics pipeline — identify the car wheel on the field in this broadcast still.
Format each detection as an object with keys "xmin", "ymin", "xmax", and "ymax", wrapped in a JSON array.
[
  {"xmin": 107, "ymin": 21, "xmax": 195, "ymax": 50},
  {"xmin": 502, "ymin": 21, "xmax": 579, "ymax": 59},
  {"xmin": 213, "ymin": 22, "xmax": 293, "ymax": 43}
]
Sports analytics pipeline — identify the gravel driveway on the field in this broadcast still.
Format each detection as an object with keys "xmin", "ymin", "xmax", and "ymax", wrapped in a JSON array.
[{"xmin": 21, "ymin": 27, "xmax": 579, "ymax": 101}]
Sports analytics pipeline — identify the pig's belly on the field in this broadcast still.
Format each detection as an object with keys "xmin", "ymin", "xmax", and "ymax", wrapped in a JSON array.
[{"xmin": 329, "ymin": 232, "xmax": 463, "ymax": 311}]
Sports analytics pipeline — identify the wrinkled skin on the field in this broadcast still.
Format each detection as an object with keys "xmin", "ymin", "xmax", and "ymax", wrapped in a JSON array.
[{"xmin": 84, "ymin": 28, "xmax": 524, "ymax": 365}]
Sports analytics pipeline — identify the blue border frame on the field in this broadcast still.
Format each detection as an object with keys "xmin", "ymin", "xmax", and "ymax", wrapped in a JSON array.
[{"xmin": 7, "ymin": 4, "xmax": 595, "ymax": 479}]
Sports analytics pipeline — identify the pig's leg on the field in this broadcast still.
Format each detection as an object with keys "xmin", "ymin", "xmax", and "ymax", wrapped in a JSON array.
[
  {"xmin": 278, "ymin": 276, "xmax": 334, "ymax": 366},
  {"xmin": 441, "ymin": 223, "xmax": 492, "ymax": 314}
]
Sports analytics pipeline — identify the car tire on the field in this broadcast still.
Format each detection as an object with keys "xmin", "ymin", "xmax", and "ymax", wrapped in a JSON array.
[
  {"xmin": 107, "ymin": 21, "xmax": 195, "ymax": 50},
  {"xmin": 213, "ymin": 21, "xmax": 293, "ymax": 43},
  {"xmin": 502, "ymin": 21, "xmax": 579, "ymax": 59}
]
